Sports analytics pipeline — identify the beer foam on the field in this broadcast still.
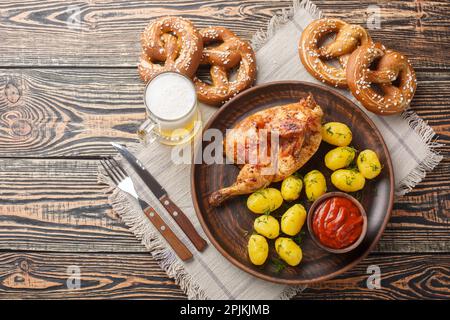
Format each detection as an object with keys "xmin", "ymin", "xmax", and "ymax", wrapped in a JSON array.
[{"xmin": 145, "ymin": 72, "xmax": 196, "ymax": 121}]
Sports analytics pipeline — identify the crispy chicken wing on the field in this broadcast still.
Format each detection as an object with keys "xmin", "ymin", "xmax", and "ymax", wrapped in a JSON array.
[{"xmin": 209, "ymin": 94, "xmax": 323, "ymax": 206}]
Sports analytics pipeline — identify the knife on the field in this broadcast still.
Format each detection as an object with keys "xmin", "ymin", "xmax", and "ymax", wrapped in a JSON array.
[
  {"xmin": 111, "ymin": 142, "xmax": 208, "ymax": 252},
  {"xmin": 100, "ymin": 157, "xmax": 192, "ymax": 261}
]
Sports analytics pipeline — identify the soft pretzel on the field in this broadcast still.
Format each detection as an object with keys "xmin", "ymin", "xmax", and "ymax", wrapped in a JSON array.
[
  {"xmin": 193, "ymin": 27, "xmax": 256, "ymax": 106},
  {"xmin": 138, "ymin": 16, "xmax": 203, "ymax": 82},
  {"xmin": 299, "ymin": 18, "xmax": 371, "ymax": 87},
  {"xmin": 346, "ymin": 42, "xmax": 417, "ymax": 115}
]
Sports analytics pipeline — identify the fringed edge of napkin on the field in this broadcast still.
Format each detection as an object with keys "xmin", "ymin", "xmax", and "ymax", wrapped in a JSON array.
[
  {"xmin": 253, "ymin": 0, "xmax": 443, "ymax": 196},
  {"xmin": 98, "ymin": 166, "xmax": 209, "ymax": 300},
  {"xmin": 396, "ymin": 111, "xmax": 443, "ymax": 195},
  {"xmin": 252, "ymin": 0, "xmax": 322, "ymax": 51},
  {"xmin": 99, "ymin": 167, "xmax": 305, "ymax": 300}
]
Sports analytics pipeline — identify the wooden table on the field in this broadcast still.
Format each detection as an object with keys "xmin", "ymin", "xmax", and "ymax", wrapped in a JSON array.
[{"xmin": 0, "ymin": 0, "xmax": 448, "ymax": 299}]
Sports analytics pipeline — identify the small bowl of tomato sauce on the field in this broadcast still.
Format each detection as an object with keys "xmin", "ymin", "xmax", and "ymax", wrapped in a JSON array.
[{"xmin": 307, "ymin": 192, "xmax": 367, "ymax": 254}]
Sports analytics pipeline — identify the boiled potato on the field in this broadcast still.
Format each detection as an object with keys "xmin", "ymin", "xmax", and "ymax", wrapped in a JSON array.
[
  {"xmin": 254, "ymin": 215, "xmax": 280, "ymax": 239},
  {"xmin": 281, "ymin": 175, "xmax": 303, "ymax": 201},
  {"xmin": 281, "ymin": 204, "xmax": 306, "ymax": 236},
  {"xmin": 322, "ymin": 122, "xmax": 352, "ymax": 147},
  {"xmin": 324, "ymin": 146, "xmax": 356, "ymax": 171},
  {"xmin": 247, "ymin": 188, "xmax": 283, "ymax": 214},
  {"xmin": 331, "ymin": 169, "xmax": 366, "ymax": 192},
  {"xmin": 303, "ymin": 170, "xmax": 327, "ymax": 201},
  {"xmin": 357, "ymin": 149, "xmax": 382, "ymax": 179},
  {"xmin": 275, "ymin": 237, "xmax": 303, "ymax": 266},
  {"xmin": 248, "ymin": 234, "xmax": 269, "ymax": 265}
]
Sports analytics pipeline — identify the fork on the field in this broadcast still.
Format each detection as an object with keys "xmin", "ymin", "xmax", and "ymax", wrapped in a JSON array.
[{"xmin": 101, "ymin": 157, "xmax": 193, "ymax": 261}]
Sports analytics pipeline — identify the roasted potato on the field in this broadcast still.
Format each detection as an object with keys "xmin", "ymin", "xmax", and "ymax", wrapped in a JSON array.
[
  {"xmin": 331, "ymin": 169, "xmax": 366, "ymax": 192},
  {"xmin": 281, "ymin": 175, "xmax": 303, "ymax": 201},
  {"xmin": 254, "ymin": 215, "xmax": 280, "ymax": 239},
  {"xmin": 357, "ymin": 149, "xmax": 382, "ymax": 179},
  {"xmin": 281, "ymin": 204, "xmax": 306, "ymax": 236},
  {"xmin": 303, "ymin": 170, "xmax": 327, "ymax": 201},
  {"xmin": 247, "ymin": 188, "xmax": 283, "ymax": 214},
  {"xmin": 322, "ymin": 122, "xmax": 352, "ymax": 147},
  {"xmin": 324, "ymin": 146, "xmax": 356, "ymax": 171},
  {"xmin": 248, "ymin": 234, "xmax": 269, "ymax": 265},
  {"xmin": 275, "ymin": 237, "xmax": 303, "ymax": 266}
]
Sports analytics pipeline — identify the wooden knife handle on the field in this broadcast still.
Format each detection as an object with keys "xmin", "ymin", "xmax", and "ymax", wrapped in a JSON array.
[
  {"xmin": 143, "ymin": 206, "xmax": 193, "ymax": 261},
  {"xmin": 160, "ymin": 194, "xmax": 208, "ymax": 252}
]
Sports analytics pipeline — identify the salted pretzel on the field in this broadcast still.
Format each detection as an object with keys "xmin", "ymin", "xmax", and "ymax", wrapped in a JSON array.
[
  {"xmin": 193, "ymin": 27, "xmax": 256, "ymax": 106},
  {"xmin": 138, "ymin": 16, "xmax": 203, "ymax": 82},
  {"xmin": 346, "ymin": 42, "xmax": 417, "ymax": 115},
  {"xmin": 299, "ymin": 18, "xmax": 371, "ymax": 87}
]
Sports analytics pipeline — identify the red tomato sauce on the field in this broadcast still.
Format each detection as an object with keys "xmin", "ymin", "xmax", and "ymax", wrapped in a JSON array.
[{"xmin": 312, "ymin": 197, "xmax": 363, "ymax": 249}]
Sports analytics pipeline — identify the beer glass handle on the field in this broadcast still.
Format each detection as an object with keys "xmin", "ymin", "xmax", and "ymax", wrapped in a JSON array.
[{"xmin": 138, "ymin": 118, "xmax": 158, "ymax": 145}]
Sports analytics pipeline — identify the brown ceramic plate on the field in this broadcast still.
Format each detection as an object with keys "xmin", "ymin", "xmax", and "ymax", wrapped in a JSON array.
[{"xmin": 191, "ymin": 81, "xmax": 394, "ymax": 285}]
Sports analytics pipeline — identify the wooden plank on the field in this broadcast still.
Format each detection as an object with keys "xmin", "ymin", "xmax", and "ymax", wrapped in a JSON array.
[
  {"xmin": 0, "ymin": 0, "xmax": 292, "ymax": 67},
  {"xmin": 298, "ymin": 254, "xmax": 450, "ymax": 300},
  {"xmin": 0, "ymin": 68, "xmax": 448, "ymax": 158},
  {"xmin": 0, "ymin": 69, "xmax": 143, "ymax": 157},
  {"xmin": 318, "ymin": 0, "xmax": 450, "ymax": 70},
  {"xmin": 0, "ymin": 252, "xmax": 447, "ymax": 299},
  {"xmin": 0, "ymin": 158, "xmax": 145, "ymax": 252},
  {"xmin": 0, "ymin": 0, "xmax": 447, "ymax": 301},
  {"xmin": 0, "ymin": 158, "xmax": 448, "ymax": 253},
  {"xmin": 0, "ymin": 252, "xmax": 185, "ymax": 299},
  {"xmin": 0, "ymin": 1, "xmax": 448, "ymax": 68}
]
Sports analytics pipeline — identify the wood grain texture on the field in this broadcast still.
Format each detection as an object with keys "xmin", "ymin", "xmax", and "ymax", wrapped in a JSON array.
[
  {"xmin": 0, "ymin": 69, "xmax": 143, "ymax": 157},
  {"xmin": 0, "ymin": 1, "xmax": 448, "ymax": 69},
  {"xmin": 0, "ymin": 252, "xmax": 185, "ymax": 299},
  {"xmin": 0, "ymin": 0, "xmax": 448, "ymax": 299},
  {"xmin": 299, "ymin": 254, "xmax": 450, "ymax": 300},
  {"xmin": 0, "ymin": 0, "xmax": 292, "ymax": 67},
  {"xmin": 0, "ymin": 157, "xmax": 447, "ymax": 254},
  {"xmin": 316, "ymin": 1, "xmax": 450, "ymax": 70},
  {"xmin": 0, "ymin": 68, "xmax": 448, "ymax": 157},
  {"xmin": 0, "ymin": 158, "xmax": 145, "ymax": 252},
  {"xmin": 0, "ymin": 252, "xmax": 446, "ymax": 299}
]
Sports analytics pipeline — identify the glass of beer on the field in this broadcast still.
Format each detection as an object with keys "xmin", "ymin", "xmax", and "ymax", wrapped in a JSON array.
[{"xmin": 138, "ymin": 72, "xmax": 201, "ymax": 145}]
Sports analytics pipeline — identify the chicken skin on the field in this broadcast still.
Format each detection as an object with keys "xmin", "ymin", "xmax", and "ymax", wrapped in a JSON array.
[{"xmin": 209, "ymin": 94, "xmax": 323, "ymax": 206}]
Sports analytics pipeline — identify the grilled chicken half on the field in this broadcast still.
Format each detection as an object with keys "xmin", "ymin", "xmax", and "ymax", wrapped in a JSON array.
[{"xmin": 209, "ymin": 94, "xmax": 323, "ymax": 206}]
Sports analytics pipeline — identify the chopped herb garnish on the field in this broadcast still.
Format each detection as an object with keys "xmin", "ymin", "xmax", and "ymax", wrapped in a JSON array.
[
  {"xmin": 345, "ymin": 175, "xmax": 355, "ymax": 186},
  {"xmin": 293, "ymin": 171, "xmax": 303, "ymax": 180},
  {"xmin": 271, "ymin": 257, "xmax": 286, "ymax": 274},
  {"xmin": 294, "ymin": 231, "xmax": 306, "ymax": 246},
  {"xmin": 359, "ymin": 153, "xmax": 366, "ymax": 162},
  {"xmin": 254, "ymin": 190, "xmax": 267, "ymax": 199},
  {"xmin": 326, "ymin": 126, "xmax": 334, "ymax": 135}
]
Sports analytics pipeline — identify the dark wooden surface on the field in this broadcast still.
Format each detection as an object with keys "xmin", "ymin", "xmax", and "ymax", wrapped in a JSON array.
[{"xmin": 0, "ymin": 0, "xmax": 448, "ymax": 299}]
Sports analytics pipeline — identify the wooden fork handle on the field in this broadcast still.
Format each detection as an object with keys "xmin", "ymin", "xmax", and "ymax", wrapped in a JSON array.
[
  {"xmin": 160, "ymin": 194, "xmax": 208, "ymax": 252},
  {"xmin": 143, "ymin": 206, "xmax": 193, "ymax": 261}
]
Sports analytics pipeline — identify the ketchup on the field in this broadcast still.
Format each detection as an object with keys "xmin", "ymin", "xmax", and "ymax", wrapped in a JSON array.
[{"xmin": 312, "ymin": 197, "xmax": 363, "ymax": 249}]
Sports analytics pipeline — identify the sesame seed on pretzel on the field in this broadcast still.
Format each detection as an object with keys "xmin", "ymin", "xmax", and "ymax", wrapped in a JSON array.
[
  {"xmin": 299, "ymin": 18, "xmax": 371, "ymax": 87},
  {"xmin": 193, "ymin": 27, "xmax": 257, "ymax": 106},
  {"xmin": 346, "ymin": 42, "xmax": 417, "ymax": 115},
  {"xmin": 138, "ymin": 16, "xmax": 203, "ymax": 82}
]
